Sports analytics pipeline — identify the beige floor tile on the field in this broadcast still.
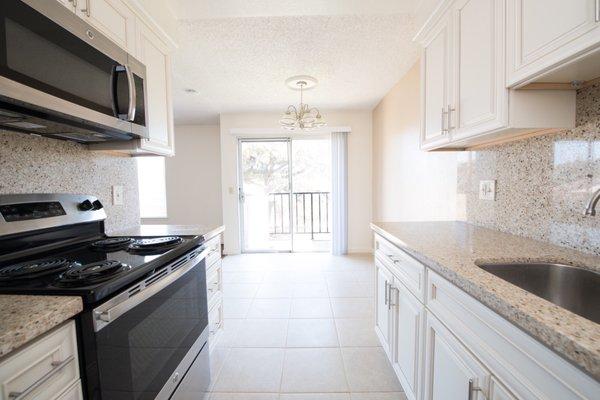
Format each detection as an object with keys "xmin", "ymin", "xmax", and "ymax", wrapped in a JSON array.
[
  {"xmin": 222, "ymin": 271, "xmax": 265, "ymax": 284},
  {"xmin": 335, "ymin": 319, "xmax": 381, "ymax": 347},
  {"xmin": 234, "ymin": 319, "xmax": 289, "ymax": 347},
  {"xmin": 213, "ymin": 348, "xmax": 284, "ymax": 392},
  {"xmin": 281, "ymin": 348, "xmax": 349, "ymax": 392},
  {"xmin": 247, "ymin": 298, "xmax": 292, "ymax": 318},
  {"xmin": 280, "ymin": 394, "xmax": 350, "ymax": 400},
  {"xmin": 210, "ymin": 394, "xmax": 279, "ymax": 400},
  {"xmin": 222, "ymin": 283, "xmax": 259, "ymax": 298},
  {"xmin": 349, "ymin": 393, "xmax": 407, "ymax": 400},
  {"xmin": 292, "ymin": 283, "xmax": 329, "ymax": 298},
  {"xmin": 327, "ymin": 282, "xmax": 373, "ymax": 298},
  {"xmin": 223, "ymin": 298, "xmax": 252, "ymax": 319},
  {"xmin": 256, "ymin": 283, "xmax": 294, "ymax": 298},
  {"xmin": 286, "ymin": 319, "xmax": 339, "ymax": 347},
  {"xmin": 216, "ymin": 319, "xmax": 245, "ymax": 347},
  {"xmin": 290, "ymin": 298, "xmax": 333, "ymax": 318},
  {"xmin": 341, "ymin": 348, "xmax": 401, "ymax": 392},
  {"xmin": 330, "ymin": 298, "xmax": 374, "ymax": 319}
]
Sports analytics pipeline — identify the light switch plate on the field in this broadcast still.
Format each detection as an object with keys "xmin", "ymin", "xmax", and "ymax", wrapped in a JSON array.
[
  {"xmin": 112, "ymin": 185, "xmax": 124, "ymax": 205},
  {"xmin": 479, "ymin": 180, "xmax": 496, "ymax": 201}
]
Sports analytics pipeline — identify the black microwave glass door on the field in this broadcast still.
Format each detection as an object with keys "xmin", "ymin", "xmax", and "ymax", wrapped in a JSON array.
[
  {"xmin": 0, "ymin": 0, "xmax": 128, "ymax": 119},
  {"xmin": 95, "ymin": 261, "xmax": 208, "ymax": 400},
  {"xmin": 132, "ymin": 74, "xmax": 146, "ymax": 126}
]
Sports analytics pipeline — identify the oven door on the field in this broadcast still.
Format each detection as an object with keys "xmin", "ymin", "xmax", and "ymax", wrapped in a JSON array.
[
  {"xmin": 0, "ymin": 0, "xmax": 148, "ymax": 141},
  {"xmin": 90, "ymin": 248, "xmax": 209, "ymax": 400}
]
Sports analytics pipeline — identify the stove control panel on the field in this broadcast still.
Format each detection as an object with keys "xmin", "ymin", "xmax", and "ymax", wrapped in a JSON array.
[{"xmin": 0, "ymin": 202, "xmax": 66, "ymax": 222}]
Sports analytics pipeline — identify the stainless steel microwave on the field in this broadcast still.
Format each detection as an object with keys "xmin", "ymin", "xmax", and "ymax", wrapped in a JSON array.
[{"xmin": 0, "ymin": 0, "xmax": 148, "ymax": 143}]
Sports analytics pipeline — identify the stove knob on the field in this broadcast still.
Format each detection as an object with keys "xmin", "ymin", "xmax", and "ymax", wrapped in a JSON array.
[
  {"xmin": 78, "ymin": 199, "xmax": 94, "ymax": 211},
  {"xmin": 92, "ymin": 200, "xmax": 104, "ymax": 210}
]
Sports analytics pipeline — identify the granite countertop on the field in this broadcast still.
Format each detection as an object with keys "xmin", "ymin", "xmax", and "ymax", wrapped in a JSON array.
[
  {"xmin": 370, "ymin": 221, "xmax": 600, "ymax": 380},
  {"xmin": 0, "ymin": 295, "xmax": 83, "ymax": 358},
  {"xmin": 113, "ymin": 224, "xmax": 225, "ymax": 240}
]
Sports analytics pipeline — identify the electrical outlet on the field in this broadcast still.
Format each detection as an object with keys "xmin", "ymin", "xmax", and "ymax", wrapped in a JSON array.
[
  {"xmin": 479, "ymin": 180, "xmax": 496, "ymax": 201},
  {"xmin": 112, "ymin": 185, "xmax": 123, "ymax": 205}
]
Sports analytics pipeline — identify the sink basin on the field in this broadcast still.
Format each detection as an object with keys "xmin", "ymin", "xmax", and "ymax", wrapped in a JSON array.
[{"xmin": 476, "ymin": 262, "xmax": 600, "ymax": 324}]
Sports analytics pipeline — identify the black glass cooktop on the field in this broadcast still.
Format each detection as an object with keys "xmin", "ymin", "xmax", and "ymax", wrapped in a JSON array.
[{"xmin": 0, "ymin": 235, "xmax": 201, "ymax": 303}]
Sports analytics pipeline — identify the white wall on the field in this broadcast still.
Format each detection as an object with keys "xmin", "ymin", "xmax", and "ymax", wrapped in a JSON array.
[
  {"xmin": 372, "ymin": 61, "xmax": 463, "ymax": 222},
  {"xmin": 143, "ymin": 125, "xmax": 223, "ymax": 227},
  {"xmin": 219, "ymin": 111, "xmax": 373, "ymax": 254}
]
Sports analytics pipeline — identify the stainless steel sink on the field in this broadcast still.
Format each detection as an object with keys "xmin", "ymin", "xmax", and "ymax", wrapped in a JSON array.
[{"xmin": 476, "ymin": 262, "xmax": 600, "ymax": 324}]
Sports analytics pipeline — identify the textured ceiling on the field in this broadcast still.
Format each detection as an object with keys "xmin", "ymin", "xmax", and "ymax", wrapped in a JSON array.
[{"xmin": 172, "ymin": 13, "xmax": 419, "ymax": 124}]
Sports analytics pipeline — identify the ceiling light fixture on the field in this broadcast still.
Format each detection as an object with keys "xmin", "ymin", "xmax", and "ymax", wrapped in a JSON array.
[{"xmin": 279, "ymin": 75, "xmax": 326, "ymax": 131}]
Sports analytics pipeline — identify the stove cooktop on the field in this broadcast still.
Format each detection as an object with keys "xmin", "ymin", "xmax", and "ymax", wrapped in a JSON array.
[{"xmin": 0, "ymin": 235, "xmax": 201, "ymax": 304}]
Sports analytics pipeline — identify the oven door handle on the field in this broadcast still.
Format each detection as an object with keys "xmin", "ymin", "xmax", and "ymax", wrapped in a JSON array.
[{"xmin": 93, "ymin": 247, "xmax": 209, "ymax": 331}]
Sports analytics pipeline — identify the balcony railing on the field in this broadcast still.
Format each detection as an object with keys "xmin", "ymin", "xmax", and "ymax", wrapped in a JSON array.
[{"xmin": 270, "ymin": 191, "xmax": 330, "ymax": 238}]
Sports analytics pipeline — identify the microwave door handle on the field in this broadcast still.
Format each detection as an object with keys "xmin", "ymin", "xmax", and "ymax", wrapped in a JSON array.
[{"xmin": 124, "ymin": 65, "xmax": 136, "ymax": 121}]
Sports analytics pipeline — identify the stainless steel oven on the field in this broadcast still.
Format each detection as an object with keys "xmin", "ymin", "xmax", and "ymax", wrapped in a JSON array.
[
  {"xmin": 0, "ymin": 0, "xmax": 148, "ymax": 143},
  {"xmin": 84, "ymin": 248, "xmax": 212, "ymax": 400}
]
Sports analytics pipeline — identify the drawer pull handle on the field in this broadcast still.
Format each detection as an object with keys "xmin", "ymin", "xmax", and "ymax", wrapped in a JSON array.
[
  {"xmin": 9, "ymin": 355, "xmax": 74, "ymax": 400},
  {"xmin": 468, "ymin": 378, "xmax": 487, "ymax": 400}
]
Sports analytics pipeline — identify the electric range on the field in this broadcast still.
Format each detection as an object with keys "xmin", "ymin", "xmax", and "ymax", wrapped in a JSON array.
[{"xmin": 0, "ymin": 194, "xmax": 212, "ymax": 400}]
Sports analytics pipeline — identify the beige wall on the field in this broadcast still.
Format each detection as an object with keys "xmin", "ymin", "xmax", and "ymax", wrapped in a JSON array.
[
  {"xmin": 144, "ymin": 125, "xmax": 223, "ymax": 227},
  {"xmin": 372, "ymin": 61, "xmax": 462, "ymax": 222},
  {"xmin": 219, "ymin": 111, "xmax": 373, "ymax": 254}
]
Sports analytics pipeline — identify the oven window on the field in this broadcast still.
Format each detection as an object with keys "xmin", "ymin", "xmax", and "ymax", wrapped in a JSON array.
[
  {"xmin": 0, "ymin": 0, "xmax": 121, "ymax": 117},
  {"xmin": 95, "ymin": 261, "xmax": 208, "ymax": 400}
]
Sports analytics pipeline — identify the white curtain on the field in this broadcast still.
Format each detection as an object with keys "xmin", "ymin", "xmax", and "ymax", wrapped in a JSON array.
[{"xmin": 331, "ymin": 131, "xmax": 348, "ymax": 255}]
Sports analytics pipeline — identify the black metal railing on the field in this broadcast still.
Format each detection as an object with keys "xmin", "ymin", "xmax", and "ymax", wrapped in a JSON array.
[{"xmin": 269, "ymin": 192, "xmax": 330, "ymax": 239}]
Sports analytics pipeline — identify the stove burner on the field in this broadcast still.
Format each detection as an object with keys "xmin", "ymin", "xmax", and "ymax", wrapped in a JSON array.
[
  {"xmin": 55, "ymin": 260, "xmax": 131, "ymax": 287},
  {"xmin": 128, "ymin": 236, "xmax": 183, "ymax": 254},
  {"xmin": 0, "ymin": 258, "xmax": 79, "ymax": 281},
  {"xmin": 91, "ymin": 237, "xmax": 134, "ymax": 251}
]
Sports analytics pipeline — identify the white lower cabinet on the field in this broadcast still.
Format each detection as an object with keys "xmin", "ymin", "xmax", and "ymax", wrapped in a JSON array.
[
  {"xmin": 423, "ymin": 312, "xmax": 489, "ymax": 400},
  {"xmin": 205, "ymin": 235, "xmax": 224, "ymax": 351},
  {"xmin": 391, "ymin": 281, "xmax": 424, "ymax": 400},
  {"xmin": 372, "ymin": 232, "xmax": 600, "ymax": 400},
  {"xmin": 0, "ymin": 321, "xmax": 81, "ymax": 400}
]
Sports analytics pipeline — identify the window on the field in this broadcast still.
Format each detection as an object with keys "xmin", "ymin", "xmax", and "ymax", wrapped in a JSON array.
[{"xmin": 137, "ymin": 157, "xmax": 167, "ymax": 218}]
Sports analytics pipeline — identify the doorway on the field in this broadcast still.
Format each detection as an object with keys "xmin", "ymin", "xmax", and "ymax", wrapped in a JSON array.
[{"xmin": 238, "ymin": 138, "xmax": 331, "ymax": 253}]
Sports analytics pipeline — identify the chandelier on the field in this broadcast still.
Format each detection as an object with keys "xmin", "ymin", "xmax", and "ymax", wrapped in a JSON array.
[{"xmin": 279, "ymin": 76, "xmax": 326, "ymax": 131}]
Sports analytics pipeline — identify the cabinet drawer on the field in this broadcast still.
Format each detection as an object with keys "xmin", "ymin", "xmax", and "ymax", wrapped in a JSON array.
[
  {"xmin": 208, "ymin": 299, "xmax": 223, "ymax": 348},
  {"xmin": 374, "ymin": 234, "xmax": 425, "ymax": 301},
  {"xmin": 0, "ymin": 321, "xmax": 79, "ymax": 400},
  {"xmin": 205, "ymin": 236, "xmax": 221, "ymax": 268},
  {"xmin": 206, "ymin": 262, "xmax": 222, "ymax": 305},
  {"xmin": 56, "ymin": 380, "xmax": 83, "ymax": 400}
]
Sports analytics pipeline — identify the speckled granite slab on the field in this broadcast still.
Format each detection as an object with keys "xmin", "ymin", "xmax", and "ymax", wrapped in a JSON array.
[
  {"xmin": 113, "ymin": 224, "xmax": 225, "ymax": 240},
  {"xmin": 0, "ymin": 295, "xmax": 82, "ymax": 358},
  {"xmin": 371, "ymin": 221, "xmax": 600, "ymax": 380}
]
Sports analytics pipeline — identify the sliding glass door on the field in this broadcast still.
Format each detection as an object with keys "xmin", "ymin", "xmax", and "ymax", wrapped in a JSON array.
[{"xmin": 238, "ymin": 138, "xmax": 331, "ymax": 253}]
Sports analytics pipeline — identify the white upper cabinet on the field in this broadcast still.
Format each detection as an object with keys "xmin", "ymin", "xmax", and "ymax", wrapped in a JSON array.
[
  {"xmin": 507, "ymin": 0, "xmax": 600, "ymax": 87},
  {"xmin": 415, "ymin": 0, "xmax": 577, "ymax": 150},
  {"xmin": 135, "ymin": 22, "xmax": 175, "ymax": 156},
  {"xmin": 421, "ymin": 13, "xmax": 453, "ymax": 149},
  {"xmin": 75, "ymin": 0, "xmax": 137, "ymax": 54},
  {"xmin": 450, "ymin": 0, "xmax": 507, "ymax": 142}
]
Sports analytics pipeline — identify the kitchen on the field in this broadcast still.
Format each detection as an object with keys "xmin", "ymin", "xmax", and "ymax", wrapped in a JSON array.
[{"xmin": 0, "ymin": 0, "xmax": 598, "ymax": 400}]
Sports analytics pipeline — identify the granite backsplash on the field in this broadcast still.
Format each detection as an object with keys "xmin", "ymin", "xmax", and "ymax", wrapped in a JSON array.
[
  {"xmin": 458, "ymin": 83, "xmax": 600, "ymax": 256},
  {"xmin": 0, "ymin": 130, "xmax": 140, "ymax": 233}
]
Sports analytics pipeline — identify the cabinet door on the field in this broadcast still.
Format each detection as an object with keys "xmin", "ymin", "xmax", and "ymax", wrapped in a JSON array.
[
  {"xmin": 76, "ymin": 0, "xmax": 136, "ymax": 54},
  {"xmin": 451, "ymin": 0, "xmax": 507, "ymax": 142},
  {"xmin": 136, "ymin": 22, "xmax": 175, "ymax": 156},
  {"xmin": 391, "ymin": 282, "xmax": 423, "ymax": 400},
  {"xmin": 420, "ymin": 13, "xmax": 452, "ymax": 149},
  {"xmin": 375, "ymin": 259, "xmax": 393, "ymax": 355},
  {"xmin": 56, "ymin": 0, "xmax": 76, "ymax": 12},
  {"xmin": 507, "ymin": 0, "xmax": 600, "ymax": 86},
  {"xmin": 423, "ymin": 313, "xmax": 489, "ymax": 400},
  {"xmin": 489, "ymin": 377, "xmax": 517, "ymax": 400}
]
